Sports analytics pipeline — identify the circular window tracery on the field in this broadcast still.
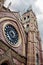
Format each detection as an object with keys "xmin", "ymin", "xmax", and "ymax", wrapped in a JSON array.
[
  {"xmin": 3, "ymin": 22, "xmax": 22, "ymax": 47},
  {"xmin": 4, "ymin": 24, "xmax": 19, "ymax": 44},
  {"xmin": 1, "ymin": 17, "xmax": 26, "ymax": 48}
]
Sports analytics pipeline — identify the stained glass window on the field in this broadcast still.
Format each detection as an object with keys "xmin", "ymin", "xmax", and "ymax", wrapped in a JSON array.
[{"xmin": 4, "ymin": 24, "xmax": 19, "ymax": 44}]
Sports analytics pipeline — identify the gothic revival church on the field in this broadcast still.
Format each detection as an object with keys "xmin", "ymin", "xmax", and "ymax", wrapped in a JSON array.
[{"xmin": 0, "ymin": 0, "xmax": 43, "ymax": 65}]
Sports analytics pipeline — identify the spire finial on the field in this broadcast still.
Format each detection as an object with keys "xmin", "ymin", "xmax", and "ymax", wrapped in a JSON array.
[
  {"xmin": 27, "ymin": 5, "xmax": 32, "ymax": 12},
  {"xmin": 7, "ymin": 2, "xmax": 11, "ymax": 9}
]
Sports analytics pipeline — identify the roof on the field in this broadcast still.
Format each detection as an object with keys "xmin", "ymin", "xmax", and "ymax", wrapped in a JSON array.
[
  {"xmin": 22, "ymin": 9, "xmax": 36, "ymax": 17},
  {"xmin": 23, "ymin": 9, "xmax": 32, "ymax": 15}
]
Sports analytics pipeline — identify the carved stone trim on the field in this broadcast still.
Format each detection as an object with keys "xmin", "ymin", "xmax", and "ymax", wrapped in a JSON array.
[{"xmin": 0, "ymin": 40, "xmax": 26, "ymax": 64}]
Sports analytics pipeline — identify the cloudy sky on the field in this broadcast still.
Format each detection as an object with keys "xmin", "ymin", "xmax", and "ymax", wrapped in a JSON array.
[{"xmin": 4, "ymin": 0, "xmax": 43, "ymax": 50}]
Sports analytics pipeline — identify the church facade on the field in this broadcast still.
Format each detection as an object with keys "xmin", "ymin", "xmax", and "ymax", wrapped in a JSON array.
[{"xmin": 0, "ymin": 0, "xmax": 43, "ymax": 65}]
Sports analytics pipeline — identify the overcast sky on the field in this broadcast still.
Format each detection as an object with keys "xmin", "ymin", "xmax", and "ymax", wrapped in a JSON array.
[{"xmin": 4, "ymin": 0, "xmax": 43, "ymax": 50}]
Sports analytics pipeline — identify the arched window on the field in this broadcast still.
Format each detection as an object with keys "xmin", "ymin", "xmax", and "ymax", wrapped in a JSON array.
[{"xmin": 36, "ymin": 53, "xmax": 39, "ymax": 65}]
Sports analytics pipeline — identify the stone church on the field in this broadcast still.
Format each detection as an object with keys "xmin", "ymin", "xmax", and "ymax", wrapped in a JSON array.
[{"xmin": 0, "ymin": 0, "xmax": 43, "ymax": 65}]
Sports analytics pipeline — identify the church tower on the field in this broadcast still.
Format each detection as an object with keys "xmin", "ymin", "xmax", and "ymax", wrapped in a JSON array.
[
  {"xmin": 0, "ymin": 2, "xmax": 42, "ymax": 65},
  {"xmin": 22, "ymin": 9, "xmax": 42, "ymax": 65}
]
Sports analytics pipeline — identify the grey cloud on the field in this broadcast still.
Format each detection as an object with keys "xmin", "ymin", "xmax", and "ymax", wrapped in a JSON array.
[
  {"xmin": 8, "ymin": 0, "xmax": 36, "ymax": 11},
  {"xmin": 38, "ymin": 19, "xmax": 43, "ymax": 44}
]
